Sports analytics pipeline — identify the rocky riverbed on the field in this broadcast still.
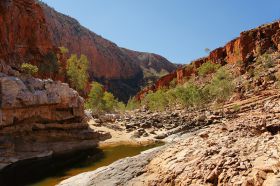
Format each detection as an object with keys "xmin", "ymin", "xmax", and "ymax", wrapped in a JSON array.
[
  {"xmin": 88, "ymin": 106, "xmax": 220, "ymax": 147},
  {"xmin": 58, "ymin": 89, "xmax": 280, "ymax": 186}
]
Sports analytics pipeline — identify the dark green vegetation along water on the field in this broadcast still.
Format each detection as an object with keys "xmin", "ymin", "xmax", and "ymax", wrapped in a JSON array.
[{"xmin": 29, "ymin": 143, "xmax": 163, "ymax": 186}]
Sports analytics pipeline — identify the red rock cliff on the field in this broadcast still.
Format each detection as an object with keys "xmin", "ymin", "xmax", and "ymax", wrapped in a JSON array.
[
  {"xmin": 0, "ymin": 0, "xmax": 176, "ymax": 101},
  {"xmin": 0, "ymin": 0, "xmax": 55, "ymax": 68},
  {"xmin": 136, "ymin": 21, "xmax": 280, "ymax": 100}
]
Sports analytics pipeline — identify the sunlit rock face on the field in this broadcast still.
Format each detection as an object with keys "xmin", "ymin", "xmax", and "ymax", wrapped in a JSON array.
[
  {"xmin": 136, "ymin": 21, "xmax": 280, "ymax": 100},
  {"xmin": 0, "ymin": 0, "xmax": 176, "ymax": 102}
]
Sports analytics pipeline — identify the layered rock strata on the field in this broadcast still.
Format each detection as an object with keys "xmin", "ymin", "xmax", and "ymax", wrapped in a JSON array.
[{"xmin": 0, "ymin": 67, "xmax": 110, "ymax": 176}]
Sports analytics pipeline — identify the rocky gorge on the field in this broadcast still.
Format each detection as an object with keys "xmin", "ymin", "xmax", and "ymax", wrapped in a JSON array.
[
  {"xmin": 0, "ymin": 0, "xmax": 280, "ymax": 185},
  {"xmin": 57, "ymin": 22, "xmax": 280, "ymax": 185}
]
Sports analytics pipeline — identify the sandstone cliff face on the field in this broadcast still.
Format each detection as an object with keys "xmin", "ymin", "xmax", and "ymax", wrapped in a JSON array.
[
  {"xmin": 0, "ymin": 0, "xmax": 56, "ymax": 68},
  {"xmin": 136, "ymin": 21, "xmax": 280, "ymax": 100},
  {"xmin": 0, "ymin": 63, "xmax": 109, "ymax": 175},
  {"xmin": 41, "ymin": 4, "xmax": 141, "ymax": 80},
  {"xmin": 0, "ymin": 0, "xmax": 176, "ymax": 101}
]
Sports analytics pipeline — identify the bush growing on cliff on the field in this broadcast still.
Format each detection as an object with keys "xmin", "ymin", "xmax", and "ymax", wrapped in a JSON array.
[
  {"xmin": 206, "ymin": 68, "xmax": 234, "ymax": 105},
  {"xmin": 260, "ymin": 53, "xmax": 274, "ymax": 68},
  {"xmin": 66, "ymin": 54, "xmax": 89, "ymax": 91},
  {"xmin": 21, "ymin": 63, "xmax": 38, "ymax": 76},
  {"xmin": 198, "ymin": 61, "xmax": 221, "ymax": 77}
]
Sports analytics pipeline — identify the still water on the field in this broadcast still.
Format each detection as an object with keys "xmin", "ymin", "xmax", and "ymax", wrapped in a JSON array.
[{"xmin": 29, "ymin": 143, "xmax": 162, "ymax": 186}]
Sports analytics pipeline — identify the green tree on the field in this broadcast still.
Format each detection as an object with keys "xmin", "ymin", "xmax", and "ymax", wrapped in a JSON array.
[
  {"xmin": 165, "ymin": 89, "xmax": 178, "ymax": 107},
  {"xmin": 85, "ymin": 82, "xmax": 104, "ymax": 113},
  {"xmin": 66, "ymin": 54, "xmax": 89, "ymax": 91},
  {"xmin": 207, "ymin": 68, "xmax": 234, "ymax": 112},
  {"xmin": 204, "ymin": 48, "xmax": 211, "ymax": 53},
  {"xmin": 142, "ymin": 89, "xmax": 169, "ymax": 111},
  {"xmin": 21, "ymin": 63, "xmax": 38, "ymax": 76},
  {"xmin": 172, "ymin": 81, "xmax": 205, "ymax": 108},
  {"xmin": 102, "ymin": 92, "xmax": 118, "ymax": 112},
  {"xmin": 117, "ymin": 102, "xmax": 126, "ymax": 113},
  {"xmin": 85, "ymin": 82, "xmax": 123, "ymax": 113},
  {"xmin": 126, "ymin": 97, "xmax": 140, "ymax": 110},
  {"xmin": 197, "ymin": 61, "xmax": 221, "ymax": 77}
]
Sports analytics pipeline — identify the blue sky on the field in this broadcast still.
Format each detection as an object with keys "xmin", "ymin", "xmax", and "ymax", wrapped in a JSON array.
[{"xmin": 41, "ymin": 0, "xmax": 280, "ymax": 64}]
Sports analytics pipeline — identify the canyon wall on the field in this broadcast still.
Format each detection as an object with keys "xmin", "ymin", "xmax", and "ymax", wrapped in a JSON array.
[
  {"xmin": 0, "ymin": 0, "xmax": 56, "ymax": 69},
  {"xmin": 136, "ymin": 20, "xmax": 280, "ymax": 100},
  {"xmin": 0, "ymin": 0, "xmax": 176, "ymax": 102}
]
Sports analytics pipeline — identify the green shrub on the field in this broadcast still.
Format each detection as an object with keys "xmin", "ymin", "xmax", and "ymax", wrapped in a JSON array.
[
  {"xmin": 232, "ymin": 104, "xmax": 241, "ymax": 112},
  {"xmin": 85, "ymin": 82, "xmax": 123, "ymax": 113},
  {"xmin": 21, "ymin": 63, "xmax": 38, "ymax": 76},
  {"xmin": 198, "ymin": 61, "xmax": 221, "ymax": 77},
  {"xmin": 141, "ymin": 80, "xmax": 210, "ymax": 111},
  {"xmin": 165, "ymin": 89, "xmax": 178, "ymax": 106},
  {"xmin": 262, "ymin": 54, "xmax": 274, "ymax": 68},
  {"xmin": 85, "ymin": 82, "xmax": 104, "ymax": 113},
  {"xmin": 117, "ymin": 102, "xmax": 126, "ymax": 112},
  {"xmin": 126, "ymin": 97, "xmax": 140, "ymax": 110},
  {"xmin": 66, "ymin": 54, "xmax": 89, "ymax": 91},
  {"xmin": 102, "ymin": 92, "xmax": 118, "ymax": 112},
  {"xmin": 207, "ymin": 68, "xmax": 234, "ymax": 104},
  {"xmin": 173, "ymin": 82, "xmax": 204, "ymax": 107},
  {"xmin": 140, "ymin": 68, "xmax": 234, "ymax": 111},
  {"xmin": 142, "ymin": 89, "xmax": 169, "ymax": 111},
  {"xmin": 256, "ymin": 53, "xmax": 274, "ymax": 68}
]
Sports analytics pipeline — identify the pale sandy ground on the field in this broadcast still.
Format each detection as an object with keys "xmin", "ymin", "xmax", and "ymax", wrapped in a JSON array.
[{"xmin": 88, "ymin": 120, "xmax": 160, "ymax": 148}]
